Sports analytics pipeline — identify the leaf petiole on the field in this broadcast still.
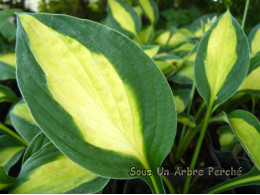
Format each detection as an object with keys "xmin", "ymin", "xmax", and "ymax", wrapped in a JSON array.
[
  {"xmin": 183, "ymin": 100, "xmax": 214, "ymax": 193},
  {"xmin": 0, "ymin": 122, "xmax": 27, "ymax": 146}
]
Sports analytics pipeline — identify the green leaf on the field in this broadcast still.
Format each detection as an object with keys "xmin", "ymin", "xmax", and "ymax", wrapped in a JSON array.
[
  {"xmin": 177, "ymin": 113, "xmax": 196, "ymax": 128},
  {"xmin": 133, "ymin": 6, "xmax": 143, "ymax": 17},
  {"xmin": 195, "ymin": 11, "xmax": 250, "ymax": 108},
  {"xmin": 0, "ymin": 166, "xmax": 15, "ymax": 190},
  {"xmin": 168, "ymin": 52, "xmax": 196, "ymax": 84},
  {"xmin": 173, "ymin": 88, "xmax": 191, "ymax": 113},
  {"xmin": 138, "ymin": 0, "xmax": 159, "ymax": 25},
  {"xmin": 16, "ymin": 13, "xmax": 176, "ymax": 193},
  {"xmin": 9, "ymin": 104, "xmax": 109, "ymax": 193},
  {"xmin": 228, "ymin": 110, "xmax": 260, "ymax": 170},
  {"xmin": 0, "ymin": 85, "xmax": 18, "ymax": 103},
  {"xmin": 142, "ymin": 45, "xmax": 160, "ymax": 58},
  {"xmin": 22, "ymin": 133, "xmax": 50, "ymax": 164},
  {"xmin": 10, "ymin": 101, "xmax": 40, "ymax": 143},
  {"xmin": 0, "ymin": 62, "xmax": 16, "ymax": 80},
  {"xmin": 155, "ymin": 54, "xmax": 183, "ymax": 75},
  {"xmin": 206, "ymin": 166, "xmax": 260, "ymax": 194},
  {"xmin": 0, "ymin": 135, "xmax": 25, "ymax": 173},
  {"xmin": 0, "ymin": 9, "xmax": 21, "ymax": 28},
  {"xmin": 0, "ymin": 53, "xmax": 16, "ymax": 67},
  {"xmin": 0, "ymin": 21, "xmax": 16, "ymax": 42},
  {"xmin": 217, "ymin": 125, "xmax": 237, "ymax": 152},
  {"xmin": 10, "ymin": 141, "xmax": 109, "ymax": 194},
  {"xmin": 107, "ymin": 0, "xmax": 141, "ymax": 38},
  {"xmin": 173, "ymin": 42, "xmax": 195, "ymax": 54},
  {"xmin": 191, "ymin": 14, "xmax": 217, "ymax": 37},
  {"xmin": 248, "ymin": 23, "xmax": 260, "ymax": 57},
  {"xmin": 154, "ymin": 27, "xmax": 188, "ymax": 47},
  {"xmin": 238, "ymin": 53, "xmax": 260, "ymax": 94},
  {"xmin": 0, "ymin": 9, "xmax": 21, "ymax": 42},
  {"xmin": 154, "ymin": 30, "xmax": 171, "ymax": 45},
  {"xmin": 139, "ymin": 25, "xmax": 154, "ymax": 45},
  {"xmin": 0, "ymin": 53, "xmax": 16, "ymax": 80}
]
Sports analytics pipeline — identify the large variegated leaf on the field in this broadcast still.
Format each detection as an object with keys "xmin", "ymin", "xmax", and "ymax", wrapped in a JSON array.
[
  {"xmin": 16, "ymin": 13, "xmax": 176, "ymax": 193},
  {"xmin": 238, "ymin": 53, "xmax": 260, "ymax": 94},
  {"xmin": 138, "ymin": 0, "xmax": 159, "ymax": 25},
  {"xmin": 0, "ymin": 53, "xmax": 16, "ymax": 80},
  {"xmin": 11, "ymin": 141, "xmax": 109, "ymax": 194},
  {"xmin": 107, "ymin": 0, "xmax": 141, "ymax": 39},
  {"xmin": 195, "ymin": 11, "xmax": 250, "ymax": 107},
  {"xmin": 248, "ymin": 23, "xmax": 260, "ymax": 57},
  {"xmin": 228, "ymin": 110, "xmax": 260, "ymax": 170},
  {"xmin": 10, "ymin": 101, "xmax": 40, "ymax": 143},
  {"xmin": 0, "ymin": 85, "xmax": 18, "ymax": 103}
]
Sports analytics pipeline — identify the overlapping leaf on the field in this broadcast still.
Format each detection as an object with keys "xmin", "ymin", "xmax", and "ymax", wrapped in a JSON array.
[{"xmin": 16, "ymin": 13, "xmax": 176, "ymax": 193}]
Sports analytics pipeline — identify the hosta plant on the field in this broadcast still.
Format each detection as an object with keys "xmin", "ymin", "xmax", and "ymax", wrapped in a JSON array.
[{"xmin": 0, "ymin": 0, "xmax": 260, "ymax": 194}]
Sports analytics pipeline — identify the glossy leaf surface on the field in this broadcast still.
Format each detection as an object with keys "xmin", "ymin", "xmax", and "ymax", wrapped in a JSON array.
[{"xmin": 16, "ymin": 13, "xmax": 176, "ymax": 192}]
